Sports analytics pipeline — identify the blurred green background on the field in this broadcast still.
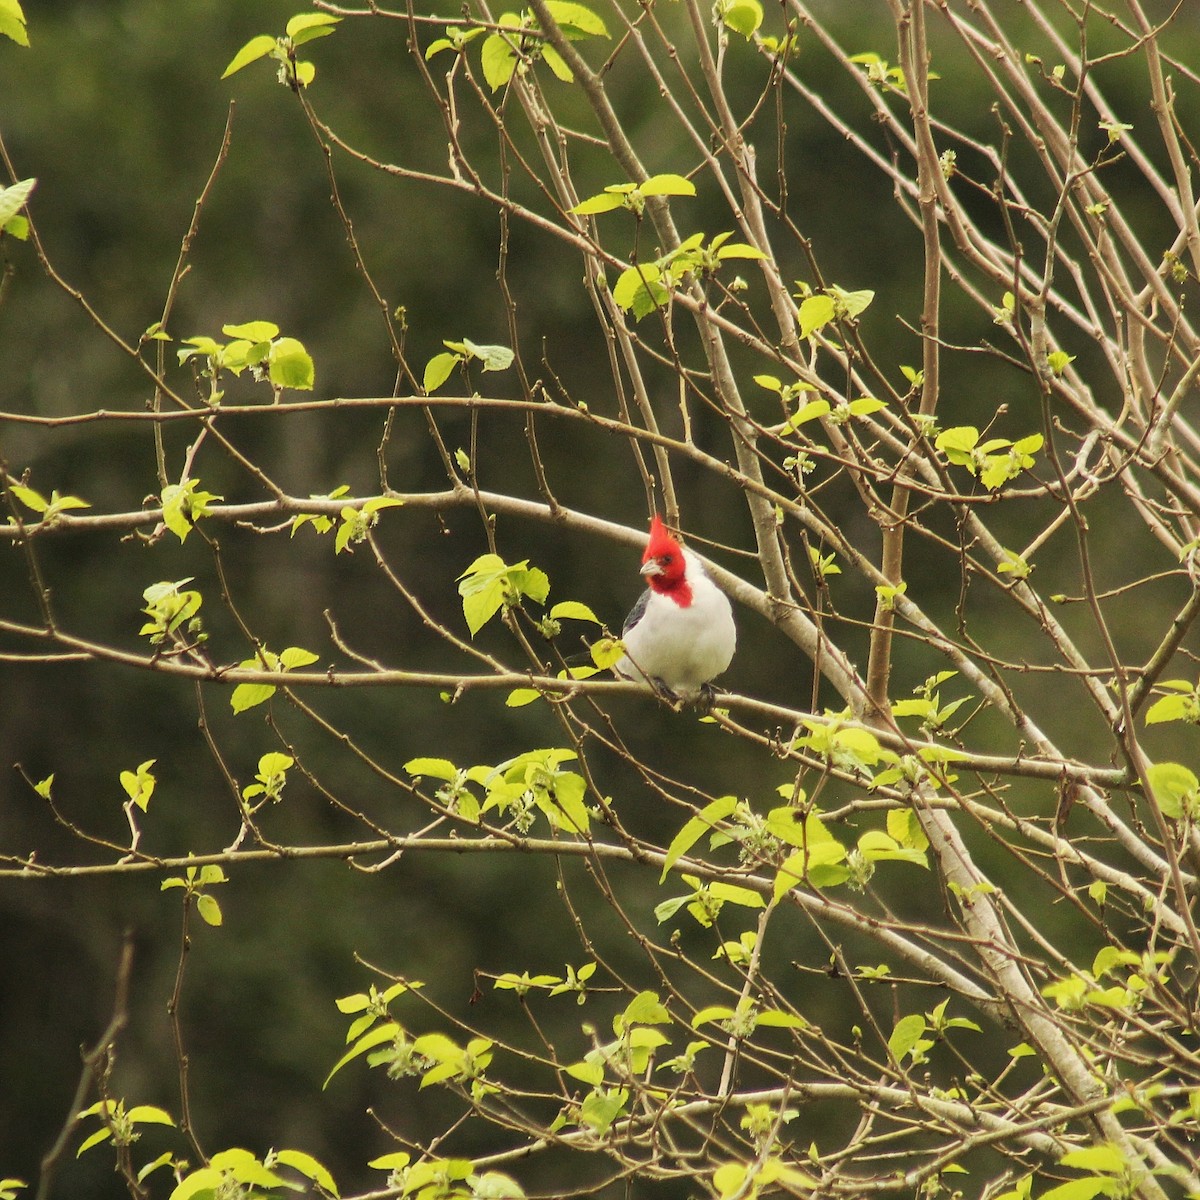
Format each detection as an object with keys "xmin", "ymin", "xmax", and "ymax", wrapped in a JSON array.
[{"xmin": 4, "ymin": 1, "xmax": 1199, "ymax": 1195}]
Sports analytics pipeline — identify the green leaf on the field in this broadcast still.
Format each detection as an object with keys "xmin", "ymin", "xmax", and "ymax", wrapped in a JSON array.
[
  {"xmin": 324, "ymin": 1021, "xmax": 401, "ymax": 1087},
  {"xmin": 125, "ymin": 1105, "xmax": 175, "ymax": 1126},
  {"xmin": 798, "ymin": 294, "xmax": 836, "ymax": 338},
  {"xmin": 691, "ymin": 1004, "xmax": 734, "ymax": 1028},
  {"xmin": 273, "ymin": 1150, "xmax": 338, "ymax": 1197},
  {"xmin": 231, "ymin": 682, "xmax": 276, "ymax": 713},
  {"xmin": 222, "ymin": 34, "xmax": 278, "ymax": 79},
  {"xmin": 257, "ymin": 752, "xmax": 294, "ymax": 777},
  {"xmin": 565, "ymin": 1059, "xmax": 605, "ymax": 1086},
  {"xmin": 935, "ymin": 425, "xmax": 979, "ymax": 457},
  {"xmin": 268, "ymin": 337, "xmax": 315, "ymax": 390},
  {"xmin": 368, "ymin": 1152, "xmax": 411, "ymax": 1171},
  {"xmin": 578, "ymin": 1087, "xmax": 628, "ymax": 1135},
  {"xmin": 8, "ymin": 483, "xmax": 47, "ymax": 513},
  {"xmin": 0, "ymin": 179, "xmax": 36, "ymax": 227},
  {"xmin": 167, "ymin": 1167, "xmax": 225, "ymax": 1200},
  {"xmin": 1037, "ymin": 1181, "xmax": 1111, "ymax": 1200},
  {"xmin": 660, "ymin": 795, "xmax": 739, "ymax": 882},
  {"xmin": 549, "ymin": 600, "xmax": 600, "ymax": 623},
  {"xmin": 782, "ymin": 398, "xmax": 831, "ymax": 433},
  {"xmin": 76, "ymin": 1128, "xmax": 114, "ymax": 1156},
  {"xmin": 708, "ymin": 881, "xmax": 765, "ymax": 909},
  {"xmin": 1147, "ymin": 761, "xmax": 1199, "ymax": 820},
  {"xmin": 222, "ymin": 320, "xmax": 279, "ymax": 341},
  {"xmin": 405, "ymin": 757, "xmax": 460, "ymax": 781},
  {"xmin": 542, "ymin": 45, "xmax": 573, "ymax": 82},
  {"xmin": 720, "ymin": 0, "xmax": 762, "ymax": 38},
  {"xmin": 423, "ymin": 351, "xmax": 460, "ymax": 392},
  {"xmin": 570, "ymin": 192, "xmax": 627, "ymax": 215},
  {"xmin": 715, "ymin": 241, "xmax": 765, "ymax": 260},
  {"xmin": 847, "ymin": 397, "xmax": 886, "ymax": 416},
  {"xmin": 589, "ymin": 636, "xmax": 624, "ymax": 669},
  {"xmin": 888, "ymin": 1013, "xmax": 927, "ymax": 1061},
  {"xmin": 120, "ymin": 760, "xmax": 157, "ymax": 812},
  {"xmin": 618, "ymin": 990, "xmax": 670, "ymax": 1029},
  {"xmin": 461, "ymin": 339, "xmax": 514, "ymax": 372},
  {"xmin": 612, "ymin": 263, "xmax": 669, "ymax": 317},
  {"xmin": 1145, "ymin": 693, "xmax": 1194, "ymax": 724},
  {"xmin": 857, "ymin": 829, "xmax": 927, "ymax": 867},
  {"xmin": 279, "ymin": 646, "xmax": 319, "ymax": 670},
  {"xmin": 754, "ymin": 1009, "xmax": 807, "ymax": 1029},
  {"xmin": 285, "ymin": 12, "xmax": 341, "ymax": 44},
  {"xmin": 0, "ymin": 0, "xmax": 29, "ymax": 47},
  {"xmin": 639, "ymin": 173, "xmax": 696, "ymax": 197},
  {"xmin": 481, "ymin": 32, "xmax": 519, "ymax": 91},
  {"xmin": 459, "ymin": 555, "xmax": 509, "ymax": 636},
  {"xmin": 160, "ymin": 484, "xmax": 193, "ymax": 543},
  {"xmin": 196, "ymin": 893, "xmax": 223, "ymax": 927},
  {"xmin": 828, "ymin": 285, "xmax": 875, "ymax": 318},
  {"xmin": 544, "ymin": 0, "xmax": 609, "ymax": 37}
]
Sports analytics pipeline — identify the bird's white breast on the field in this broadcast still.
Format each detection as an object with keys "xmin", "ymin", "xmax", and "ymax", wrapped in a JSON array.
[{"xmin": 617, "ymin": 550, "xmax": 735, "ymax": 697}]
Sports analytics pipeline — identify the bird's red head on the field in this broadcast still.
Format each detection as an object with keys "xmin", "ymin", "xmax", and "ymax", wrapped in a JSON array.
[{"xmin": 641, "ymin": 515, "xmax": 690, "ymax": 601}]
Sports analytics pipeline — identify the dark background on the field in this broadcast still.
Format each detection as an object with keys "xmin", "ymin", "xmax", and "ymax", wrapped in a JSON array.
[{"xmin": 3, "ymin": 2, "xmax": 1199, "ymax": 1195}]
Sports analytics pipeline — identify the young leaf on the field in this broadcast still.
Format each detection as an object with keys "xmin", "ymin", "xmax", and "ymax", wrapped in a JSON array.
[
  {"xmin": 612, "ymin": 263, "xmax": 669, "ymax": 317},
  {"xmin": 888, "ymin": 1013, "xmax": 927, "ymax": 1061},
  {"xmin": 660, "ymin": 795, "xmax": 740, "ymax": 882},
  {"xmin": 481, "ymin": 32, "xmax": 519, "ymax": 91},
  {"xmin": 231, "ymin": 682, "xmax": 276, "ymax": 713},
  {"xmin": 639, "ymin": 173, "xmax": 696, "ymax": 197},
  {"xmin": 222, "ymin": 34, "xmax": 278, "ymax": 79},
  {"xmin": 0, "ymin": 178, "xmax": 36, "ymax": 227},
  {"xmin": 570, "ymin": 192, "xmax": 627, "ymax": 215},
  {"xmin": 424, "ymin": 351, "xmax": 460, "ymax": 393},
  {"xmin": 285, "ymin": 13, "xmax": 341, "ymax": 45},
  {"xmin": 8, "ymin": 483, "xmax": 47, "ymax": 513},
  {"xmin": 269, "ymin": 338, "xmax": 315, "ymax": 390},
  {"xmin": 272, "ymin": 1150, "xmax": 338, "ymax": 1197},
  {"xmin": 222, "ymin": 320, "xmax": 279, "ymax": 341},
  {"xmin": 279, "ymin": 646, "xmax": 319, "ymax": 670},
  {"xmin": 461, "ymin": 339, "xmax": 514, "ymax": 372},
  {"xmin": 1147, "ymin": 761, "xmax": 1199, "ymax": 820},
  {"xmin": 324, "ymin": 1022, "xmax": 401, "ymax": 1087},
  {"xmin": 542, "ymin": 46, "xmax": 573, "ymax": 82},
  {"xmin": 544, "ymin": 0, "xmax": 610, "ymax": 37},
  {"xmin": 405, "ymin": 757, "xmax": 460, "ymax": 781},
  {"xmin": 196, "ymin": 893, "xmax": 223, "ymax": 927},
  {"xmin": 720, "ymin": 0, "xmax": 763, "ymax": 39},
  {"xmin": 0, "ymin": 0, "xmax": 29, "ymax": 47},
  {"xmin": 549, "ymin": 600, "xmax": 600, "ymax": 623},
  {"xmin": 797, "ymin": 294, "xmax": 836, "ymax": 338}
]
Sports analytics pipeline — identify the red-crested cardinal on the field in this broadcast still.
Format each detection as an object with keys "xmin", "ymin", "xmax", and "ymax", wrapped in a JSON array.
[{"xmin": 614, "ymin": 515, "xmax": 736, "ymax": 701}]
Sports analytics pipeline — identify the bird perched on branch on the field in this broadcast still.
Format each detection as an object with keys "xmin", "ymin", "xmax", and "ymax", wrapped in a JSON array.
[{"xmin": 614, "ymin": 515, "xmax": 736, "ymax": 703}]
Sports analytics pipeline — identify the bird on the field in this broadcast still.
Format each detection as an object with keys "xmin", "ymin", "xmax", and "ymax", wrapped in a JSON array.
[{"xmin": 614, "ymin": 515, "xmax": 736, "ymax": 703}]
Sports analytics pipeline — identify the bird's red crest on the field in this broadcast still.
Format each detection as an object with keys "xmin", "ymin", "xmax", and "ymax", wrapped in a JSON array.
[
  {"xmin": 642, "ymin": 515, "xmax": 690, "ymax": 601},
  {"xmin": 644, "ymin": 515, "xmax": 681, "ymax": 561}
]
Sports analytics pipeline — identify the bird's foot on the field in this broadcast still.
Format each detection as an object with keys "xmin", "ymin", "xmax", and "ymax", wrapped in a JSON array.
[{"xmin": 648, "ymin": 677, "xmax": 687, "ymax": 710}]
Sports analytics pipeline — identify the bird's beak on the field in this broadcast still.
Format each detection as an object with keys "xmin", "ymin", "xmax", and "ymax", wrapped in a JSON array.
[{"xmin": 640, "ymin": 559, "xmax": 663, "ymax": 578}]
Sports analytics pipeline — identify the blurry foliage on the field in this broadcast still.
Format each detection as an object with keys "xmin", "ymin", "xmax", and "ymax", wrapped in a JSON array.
[{"xmin": 5, "ymin": 2, "xmax": 1200, "ymax": 1200}]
